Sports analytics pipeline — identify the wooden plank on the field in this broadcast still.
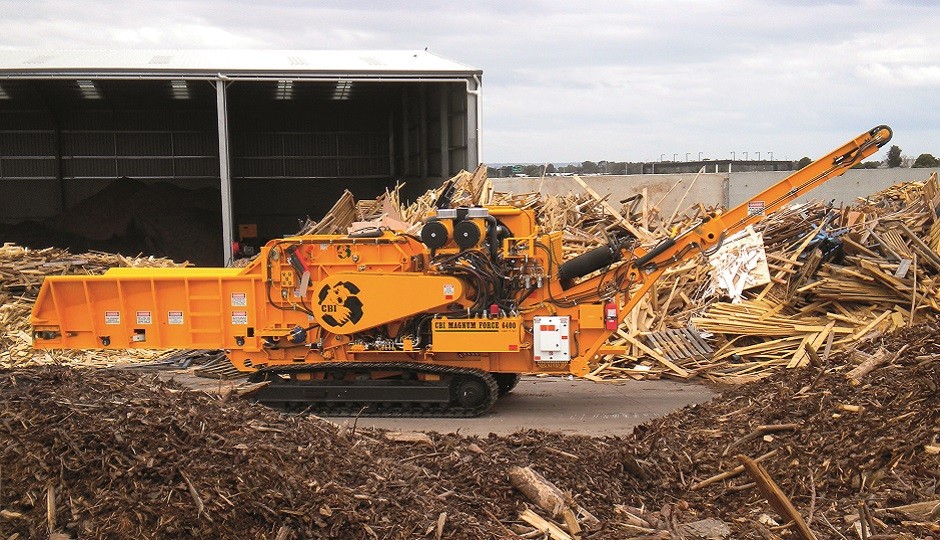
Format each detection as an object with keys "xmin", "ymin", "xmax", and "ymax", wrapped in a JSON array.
[
  {"xmin": 666, "ymin": 329, "xmax": 701, "ymax": 360},
  {"xmin": 572, "ymin": 175, "xmax": 651, "ymax": 241},
  {"xmin": 690, "ymin": 449, "xmax": 778, "ymax": 490},
  {"xmin": 619, "ymin": 331, "xmax": 690, "ymax": 378},
  {"xmin": 737, "ymin": 455, "xmax": 817, "ymax": 540},
  {"xmin": 685, "ymin": 328, "xmax": 714, "ymax": 356},
  {"xmin": 840, "ymin": 309, "xmax": 892, "ymax": 344},
  {"xmin": 895, "ymin": 219, "xmax": 940, "ymax": 268},
  {"xmin": 787, "ymin": 321, "xmax": 834, "ymax": 368},
  {"xmin": 644, "ymin": 332, "xmax": 671, "ymax": 359},
  {"xmin": 656, "ymin": 330, "xmax": 685, "ymax": 359},
  {"xmin": 518, "ymin": 508, "xmax": 572, "ymax": 540}
]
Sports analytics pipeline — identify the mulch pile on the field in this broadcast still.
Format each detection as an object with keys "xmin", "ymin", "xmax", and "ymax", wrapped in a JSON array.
[
  {"xmin": 628, "ymin": 324, "xmax": 940, "ymax": 538},
  {"xmin": 2, "ymin": 327, "xmax": 937, "ymax": 539}
]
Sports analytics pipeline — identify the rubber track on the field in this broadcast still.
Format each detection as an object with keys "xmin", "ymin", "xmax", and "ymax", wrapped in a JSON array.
[{"xmin": 248, "ymin": 362, "xmax": 499, "ymax": 418}]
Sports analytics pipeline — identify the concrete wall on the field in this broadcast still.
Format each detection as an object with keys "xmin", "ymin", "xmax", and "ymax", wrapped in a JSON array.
[
  {"xmin": 493, "ymin": 173, "xmax": 727, "ymax": 218},
  {"xmin": 494, "ymin": 168, "xmax": 940, "ymax": 219},
  {"xmin": 728, "ymin": 168, "xmax": 940, "ymax": 207}
]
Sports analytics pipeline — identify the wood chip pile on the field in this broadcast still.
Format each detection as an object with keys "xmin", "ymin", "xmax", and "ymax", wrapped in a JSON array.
[
  {"xmin": 2, "ymin": 325, "xmax": 936, "ymax": 539},
  {"xmin": 0, "ymin": 244, "xmax": 186, "ymax": 369}
]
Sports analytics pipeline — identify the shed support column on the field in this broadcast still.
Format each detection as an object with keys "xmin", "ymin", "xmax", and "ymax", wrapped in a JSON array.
[
  {"xmin": 466, "ymin": 75, "xmax": 482, "ymax": 168},
  {"xmin": 401, "ymin": 88, "xmax": 410, "ymax": 176},
  {"xmin": 419, "ymin": 84, "xmax": 427, "ymax": 179},
  {"xmin": 439, "ymin": 86, "xmax": 449, "ymax": 178},
  {"xmin": 216, "ymin": 79, "xmax": 235, "ymax": 265},
  {"xmin": 388, "ymin": 110, "xmax": 395, "ymax": 178}
]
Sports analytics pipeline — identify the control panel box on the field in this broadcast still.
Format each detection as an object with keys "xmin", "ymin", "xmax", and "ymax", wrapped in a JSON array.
[{"xmin": 532, "ymin": 316, "xmax": 570, "ymax": 363}]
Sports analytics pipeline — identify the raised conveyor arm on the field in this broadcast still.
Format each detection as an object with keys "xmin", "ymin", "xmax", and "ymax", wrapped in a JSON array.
[
  {"xmin": 630, "ymin": 125, "xmax": 892, "ymax": 275},
  {"xmin": 559, "ymin": 125, "xmax": 892, "ymax": 374}
]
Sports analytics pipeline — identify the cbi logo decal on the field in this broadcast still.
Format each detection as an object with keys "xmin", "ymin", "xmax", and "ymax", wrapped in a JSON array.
[{"xmin": 317, "ymin": 281, "xmax": 364, "ymax": 326}]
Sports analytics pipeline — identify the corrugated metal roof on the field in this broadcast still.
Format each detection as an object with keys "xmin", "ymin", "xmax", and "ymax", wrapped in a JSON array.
[{"xmin": 0, "ymin": 49, "xmax": 480, "ymax": 78}]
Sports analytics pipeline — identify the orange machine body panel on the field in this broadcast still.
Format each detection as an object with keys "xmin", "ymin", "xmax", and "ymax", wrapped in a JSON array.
[{"xmin": 32, "ymin": 210, "xmax": 572, "ymax": 375}]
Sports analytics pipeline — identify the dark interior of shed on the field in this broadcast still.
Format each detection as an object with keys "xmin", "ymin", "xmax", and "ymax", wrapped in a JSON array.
[{"xmin": 0, "ymin": 78, "xmax": 466, "ymax": 265}]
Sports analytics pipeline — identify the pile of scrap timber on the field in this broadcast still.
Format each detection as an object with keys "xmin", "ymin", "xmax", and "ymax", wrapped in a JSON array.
[
  {"xmin": 296, "ymin": 165, "xmax": 496, "ymax": 236},
  {"xmin": 5, "ymin": 166, "xmax": 940, "ymax": 383},
  {"xmin": 625, "ymin": 323, "xmax": 940, "ymax": 539},
  {"xmin": 675, "ymin": 172, "xmax": 940, "ymax": 382},
  {"xmin": 1, "ymin": 324, "xmax": 935, "ymax": 539},
  {"xmin": 294, "ymin": 168, "xmax": 940, "ymax": 384},
  {"xmin": 0, "ymin": 243, "xmax": 185, "ymax": 369}
]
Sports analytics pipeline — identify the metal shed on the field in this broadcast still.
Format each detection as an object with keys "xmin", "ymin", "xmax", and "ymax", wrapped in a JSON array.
[{"xmin": 0, "ymin": 50, "xmax": 482, "ymax": 264}]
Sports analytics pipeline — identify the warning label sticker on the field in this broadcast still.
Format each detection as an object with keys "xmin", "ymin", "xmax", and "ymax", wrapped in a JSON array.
[
  {"xmin": 443, "ymin": 284, "xmax": 455, "ymax": 299},
  {"xmin": 231, "ymin": 311, "xmax": 248, "ymax": 325},
  {"xmin": 168, "ymin": 310, "xmax": 184, "ymax": 325},
  {"xmin": 136, "ymin": 311, "xmax": 152, "ymax": 325},
  {"xmin": 104, "ymin": 311, "xmax": 121, "ymax": 325},
  {"xmin": 747, "ymin": 201, "xmax": 766, "ymax": 217},
  {"xmin": 231, "ymin": 292, "xmax": 247, "ymax": 307}
]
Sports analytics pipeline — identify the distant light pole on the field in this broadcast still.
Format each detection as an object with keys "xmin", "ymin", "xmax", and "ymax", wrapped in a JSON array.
[
  {"xmin": 673, "ymin": 153, "xmax": 678, "ymax": 161},
  {"xmin": 768, "ymin": 151, "xmax": 774, "ymax": 160},
  {"xmin": 731, "ymin": 151, "xmax": 735, "ymax": 160},
  {"xmin": 743, "ymin": 151, "xmax": 748, "ymax": 160},
  {"xmin": 756, "ymin": 151, "xmax": 761, "ymax": 161},
  {"xmin": 660, "ymin": 153, "xmax": 666, "ymax": 162},
  {"xmin": 685, "ymin": 152, "xmax": 691, "ymax": 161},
  {"xmin": 698, "ymin": 152, "xmax": 703, "ymax": 161}
]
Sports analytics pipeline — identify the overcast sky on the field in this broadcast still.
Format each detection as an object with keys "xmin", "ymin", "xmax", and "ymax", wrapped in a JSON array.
[{"xmin": 1, "ymin": 0, "xmax": 937, "ymax": 164}]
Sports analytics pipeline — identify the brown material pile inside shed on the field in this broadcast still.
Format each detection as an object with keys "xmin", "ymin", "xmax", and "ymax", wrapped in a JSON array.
[{"xmin": 0, "ymin": 180, "xmax": 223, "ymax": 267}]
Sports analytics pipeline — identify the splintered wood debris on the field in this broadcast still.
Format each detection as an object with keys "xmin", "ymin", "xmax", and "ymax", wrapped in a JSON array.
[
  {"xmin": 0, "ymin": 169, "xmax": 938, "ymax": 538},
  {"xmin": 1, "ymin": 324, "xmax": 935, "ymax": 539},
  {"xmin": 5, "ymin": 170, "xmax": 940, "ymax": 385},
  {"xmin": 0, "ymin": 244, "xmax": 188, "ymax": 369},
  {"xmin": 325, "ymin": 168, "xmax": 940, "ymax": 384}
]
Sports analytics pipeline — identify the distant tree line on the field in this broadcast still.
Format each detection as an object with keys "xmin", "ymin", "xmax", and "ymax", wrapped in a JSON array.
[
  {"xmin": 842, "ymin": 145, "xmax": 939, "ymax": 169},
  {"xmin": 492, "ymin": 146, "xmax": 940, "ymax": 178},
  {"xmin": 487, "ymin": 161, "xmax": 645, "ymax": 178}
]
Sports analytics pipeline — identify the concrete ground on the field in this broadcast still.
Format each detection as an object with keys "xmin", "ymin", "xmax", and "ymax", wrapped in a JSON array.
[
  {"xmin": 157, "ymin": 370, "xmax": 714, "ymax": 438},
  {"xmin": 328, "ymin": 376, "xmax": 714, "ymax": 437}
]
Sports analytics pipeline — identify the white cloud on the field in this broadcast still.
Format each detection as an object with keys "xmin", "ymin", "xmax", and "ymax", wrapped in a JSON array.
[{"xmin": 0, "ymin": 0, "xmax": 938, "ymax": 161}]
